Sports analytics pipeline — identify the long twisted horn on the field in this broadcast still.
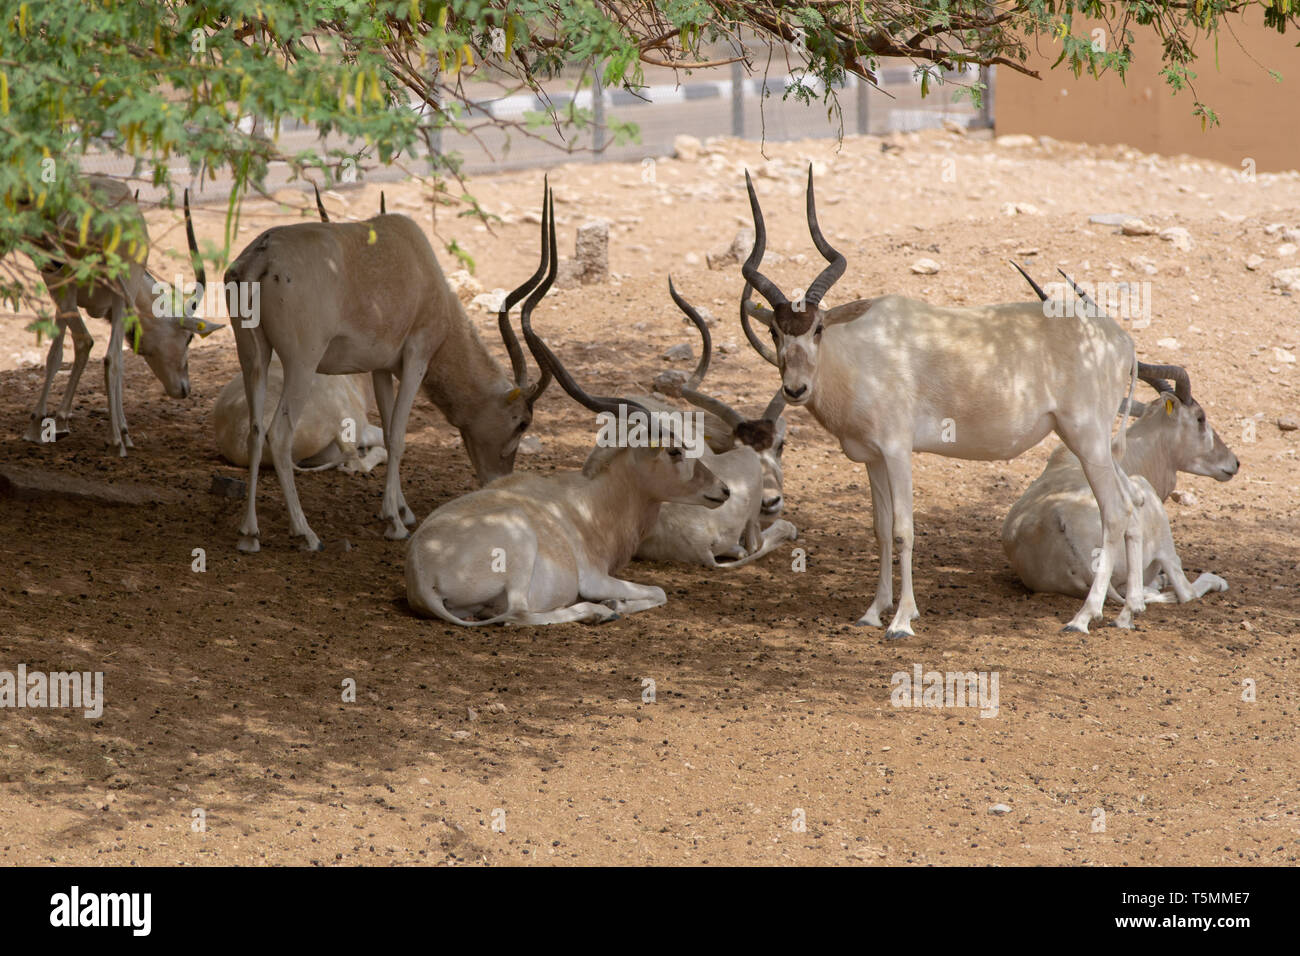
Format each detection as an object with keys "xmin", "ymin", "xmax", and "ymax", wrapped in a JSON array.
[
  {"xmin": 741, "ymin": 170, "xmax": 789, "ymax": 310},
  {"xmin": 183, "ymin": 189, "xmax": 205, "ymax": 315},
  {"xmin": 1058, "ymin": 269, "xmax": 1100, "ymax": 316},
  {"xmin": 740, "ymin": 282, "xmax": 778, "ymax": 366},
  {"xmin": 519, "ymin": 195, "xmax": 646, "ymax": 422},
  {"xmin": 313, "ymin": 183, "xmax": 329, "ymax": 222},
  {"xmin": 499, "ymin": 180, "xmax": 551, "ymax": 389},
  {"xmin": 667, "ymin": 278, "xmax": 745, "ymax": 430},
  {"xmin": 760, "ymin": 387, "xmax": 786, "ymax": 422},
  {"xmin": 803, "ymin": 165, "xmax": 845, "ymax": 307}
]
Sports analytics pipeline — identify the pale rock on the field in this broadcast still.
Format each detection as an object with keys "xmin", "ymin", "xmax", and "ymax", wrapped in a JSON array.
[
  {"xmin": 1273, "ymin": 346, "xmax": 1297, "ymax": 364},
  {"xmin": 995, "ymin": 134, "xmax": 1035, "ymax": 148},
  {"xmin": 1245, "ymin": 255, "xmax": 1265, "ymax": 271},
  {"xmin": 672, "ymin": 134, "xmax": 703, "ymax": 161},
  {"xmin": 910, "ymin": 258, "xmax": 941, "ymax": 275},
  {"xmin": 1159, "ymin": 226, "xmax": 1193, "ymax": 251},
  {"xmin": 471, "ymin": 288, "xmax": 507, "ymax": 313},
  {"xmin": 1270, "ymin": 268, "xmax": 1300, "ymax": 292},
  {"xmin": 1168, "ymin": 489, "xmax": 1198, "ymax": 507},
  {"xmin": 663, "ymin": 343, "xmax": 694, "ymax": 362},
  {"xmin": 446, "ymin": 269, "xmax": 483, "ymax": 305},
  {"xmin": 1121, "ymin": 218, "xmax": 1157, "ymax": 236},
  {"xmin": 708, "ymin": 227, "xmax": 755, "ymax": 270},
  {"xmin": 1277, "ymin": 243, "xmax": 1298, "ymax": 258}
]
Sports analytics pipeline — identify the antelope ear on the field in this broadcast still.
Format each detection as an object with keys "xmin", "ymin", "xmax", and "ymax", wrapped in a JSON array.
[
  {"xmin": 744, "ymin": 299, "xmax": 774, "ymax": 328},
  {"xmin": 178, "ymin": 316, "xmax": 224, "ymax": 336}
]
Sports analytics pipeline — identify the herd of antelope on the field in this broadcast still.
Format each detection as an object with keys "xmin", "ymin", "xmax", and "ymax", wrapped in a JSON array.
[{"xmin": 14, "ymin": 168, "xmax": 1238, "ymax": 636}]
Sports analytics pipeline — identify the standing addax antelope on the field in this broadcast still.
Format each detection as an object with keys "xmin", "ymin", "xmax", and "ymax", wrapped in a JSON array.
[
  {"xmin": 740, "ymin": 166, "xmax": 1146, "ymax": 636},
  {"xmin": 632, "ymin": 279, "xmax": 796, "ymax": 568},
  {"xmin": 405, "ymin": 188, "xmax": 729, "ymax": 625},
  {"xmin": 21, "ymin": 176, "xmax": 220, "ymax": 455},
  {"xmin": 224, "ymin": 182, "xmax": 551, "ymax": 551}
]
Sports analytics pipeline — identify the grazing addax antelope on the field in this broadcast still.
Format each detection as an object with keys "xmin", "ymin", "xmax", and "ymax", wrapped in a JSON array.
[
  {"xmin": 1003, "ymin": 366, "xmax": 1237, "ymax": 612},
  {"xmin": 224, "ymin": 182, "xmax": 551, "ymax": 551},
  {"xmin": 632, "ymin": 279, "xmax": 796, "ymax": 568},
  {"xmin": 21, "ymin": 176, "xmax": 220, "ymax": 455},
  {"xmin": 739, "ymin": 166, "xmax": 1146, "ymax": 636},
  {"xmin": 405, "ymin": 188, "xmax": 729, "ymax": 625}
]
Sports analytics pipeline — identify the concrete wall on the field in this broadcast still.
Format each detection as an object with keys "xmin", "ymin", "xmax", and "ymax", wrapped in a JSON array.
[{"xmin": 995, "ymin": 14, "xmax": 1300, "ymax": 172}]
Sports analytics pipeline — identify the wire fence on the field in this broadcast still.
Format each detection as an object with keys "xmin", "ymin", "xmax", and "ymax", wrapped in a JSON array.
[{"xmin": 78, "ymin": 61, "xmax": 990, "ymax": 203}]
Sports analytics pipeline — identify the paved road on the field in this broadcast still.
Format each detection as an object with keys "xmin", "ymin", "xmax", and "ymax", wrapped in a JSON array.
[{"xmin": 82, "ymin": 68, "xmax": 984, "ymax": 203}]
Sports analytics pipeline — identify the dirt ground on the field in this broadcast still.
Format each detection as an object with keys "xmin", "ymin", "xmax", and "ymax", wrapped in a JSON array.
[{"xmin": 0, "ymin": 128, "xmax": 1297, "ymax": 866}]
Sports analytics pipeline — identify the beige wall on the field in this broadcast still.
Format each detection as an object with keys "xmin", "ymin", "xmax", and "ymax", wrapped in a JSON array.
[{"xmin": 996, "ymin": 14, "xmax": 1300, "ymax": 172}]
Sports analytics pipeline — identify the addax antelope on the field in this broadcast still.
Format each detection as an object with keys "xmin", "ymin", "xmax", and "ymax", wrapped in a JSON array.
[
  {"xmin": 406, "ymin": 187, "xmax": 728, "ymax": 625},
  {"xmin": 740, "ymin": 167, "xmax": 1146, "ymax": 636},
  {"xmin": 224, "ymin": 182, "xmax": 551, "ymax": 551},
  {"xmin": 632, "ymin": 279, "xmax": 796, "ymax": 568},
  {"xmin": 19, "ymin": 176, "xmax": 220, "ymax": 455},
  {"xmin": 1003, "ymin": 268, "xmax": 1238, "ymax": 614}
]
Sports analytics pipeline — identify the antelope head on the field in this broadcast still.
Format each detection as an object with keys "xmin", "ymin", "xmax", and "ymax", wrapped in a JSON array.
[
  {"xmin": 740, "ymin": 165, "xmax": 846, "ymax": 407},
  {"xmin": 462, "ymin": 182, "xmax": 555, "ymax": 485},
  {"xmin": 139, "ymin": 189, "xmax": 223, "ymax": 398},
  {"xmin": 668, "ymin": 278, "xmax": 789, "ymax": 518}
]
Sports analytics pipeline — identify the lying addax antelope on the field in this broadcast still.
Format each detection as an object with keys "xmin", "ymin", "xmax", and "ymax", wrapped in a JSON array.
[
  {"xmin": 1003, "ymin": 369, "xmax": 1237, "ymax": 613},
  {"xmin": 1003, "ymin": 267, "xmax": 1238, "ymax": 614},
  {"xmin": 213, "ymin": 360, "xmax": 386, "ymax": 473},
  {"xmin": 631, "ymin": 280, "xmax": 796, "ymax": 567},
  {"xmin": 224, "ymin": 181, "xmax": 551, "ymax": 551},
  {"xmin": 212, "ymin": 185, "xmax": 389, "ymax": 474},
  {"xmin": 740, "ymin": 166, "xmax": 1147, "ymax": 636},
  {"xmin": 405, "ymin": 189, "xmax": 729, "ymax": 625},
  {"xmin": 21, "ymin": 176, "xmax": 220, "ymax": 455}
]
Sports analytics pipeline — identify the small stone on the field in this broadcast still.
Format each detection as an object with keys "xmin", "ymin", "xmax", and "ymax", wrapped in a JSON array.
[
  {"xmin": 1089, "ymin": 213, "xmax": 1133, "ymax": 226},
  {"xmin": 467, "ymin": 707, "xmax": 479, "ymax": 721},
  {"xmin": 995, "ymin": 134, "xmax": 1035, "ymax": 148},
  {"xmin": 988, "ymin": 803, "xmax": 1012, "ymax": 815},
  {"xmin": 1273, "ymin": 347, "xmax": 1297, "ymax": 364},
  {"xmin": 1157, "ymin": 337, "xmax": 1180, "ymax": 350},
  {"xmin": 1240, "ymin": 620, "xmax": 1254, "ymax": 632},
  {"xmin": 1270, "ymin": 268, "xmax": 1300, "ymax": 292},
  {"xmin": 663, "ymin": 343, "xmax": 694, "ymax": 362},
  {"xmin": 471, "ymin": 289, "xmax": 507, "ymax": 313},
  {"xmin": 1264, "ymin": 223, "xmax": 1286, "ymax": 236},
  {"xmin": 910, "ymin": 258, "xmax": 941, "ymax": 275},
  {"xmin": 942, "ymin": 118, "xmax": 967, "ymax": 136},
  {"xmin": 1121, "ymin": 218, "xmax": 1157, "ymax": 236},
  {"xmin": 209, "ymin": 474, "xmax": 246, "ymax": 499},
  {"xmin": 1245, "ymin": 255, "xmax": 1265, "ymax": 271},
  {"xmin": 1130, "ymin": 255, "xmax": 1159, "ymax": 276},
  {"xmin": 451, "ymin": 730, "xmax": 471, "ymax": 740},
  {"xmin": 672, "ymin": 134, "xmax": 703, "ymax": 160},
  {"xmin": 708, "ymin": 228, "xmax": 755, "ymax": 270},
  {"xmin": 1277, "ymin": 242, "xmax": 1298, "ymax": 258},
  {"xmin": 517, "ymin": 434, "xmax": 543, "ymax": 455},
  {"xmin": 1169, "ymin": 489, "xmax": 1198, "ymax": 507},
  {"xmin": 1277, "ymin": 415, "xmax": 1299, "ymax": 432},
  {"xmin": 684, "ymin": 251, "xmax": 701, "ymax": 266},
  {"xmin": 446, "ymin": 269, "xmax": 483, "ymax": 304},
  {"xmin": 1159, "ymin": 226, "xmax": 1193, "ymax": 252},
  {"xmin": 652, "ymin": 369, "xmax": 689, "ymax": 394}
]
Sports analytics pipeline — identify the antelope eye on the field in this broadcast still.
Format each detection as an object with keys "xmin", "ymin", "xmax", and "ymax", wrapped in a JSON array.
[
  {"xmin": 814, "ymin": 325, "xmax": 824, "ymax": 339},
  {"xmin": 668, "ymin": 448, "xmax": 682, "ymax": 460}
]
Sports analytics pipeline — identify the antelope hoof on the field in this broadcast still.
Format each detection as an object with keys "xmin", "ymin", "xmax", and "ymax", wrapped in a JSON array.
[
  {"xmin": 400, "ymin": 505, "xmax": 417, "ymax": 527},
  {"xmin": 237, "ymin": 535, "xmax": 261, "ymax": 554},
  {"xmin": 122, "ymin": 431, "xmax": 134, "ymax": 449},
  {"xmin": 384, "ymin": 522, "xmax": 410, "ymax": 541},
  {"xmin": 854, "ymin": 605, "xmax": 889, "ymax": 628},
  {"xmin": 1061, "ymin": 622, "xmax": 1089, "ymax": 634},
  {"xmin": 297, "ymin": 535, "xmax": 324, "ymax": 552}
]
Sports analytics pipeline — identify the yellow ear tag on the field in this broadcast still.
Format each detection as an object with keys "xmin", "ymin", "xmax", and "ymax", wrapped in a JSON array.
[
  {"xmin": 1165, "ymin": 398, "xmax": 1174, "ymax": 416},
  {"xmin": 367, "ymin": 227, "xmax": 377, "ymax": 245},
  {"xmin": 506, "ymin": 387, "xmax": 522, "ymax": 403}
]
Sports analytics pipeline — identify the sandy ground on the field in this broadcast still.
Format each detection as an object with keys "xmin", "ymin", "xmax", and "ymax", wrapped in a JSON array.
[{"xmin": 0, "ymin": 128, "xmax": 1297, "ymax": 866}]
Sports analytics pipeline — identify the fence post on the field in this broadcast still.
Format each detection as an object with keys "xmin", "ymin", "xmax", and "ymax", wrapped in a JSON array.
[
  {"xmin": 856, "ymin": 73, "xmax": 870, "ymax": 135},
  {"xmin": 980, "ymin": 64, "xmax": 995, "ymax": 130},
  {"xmin": 592, "ymin": 60, "xmax": 606, "ymax": 159},
  {"xmin": 731, "ymin": 60, "xmax": 745, "ymax": 138}
]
